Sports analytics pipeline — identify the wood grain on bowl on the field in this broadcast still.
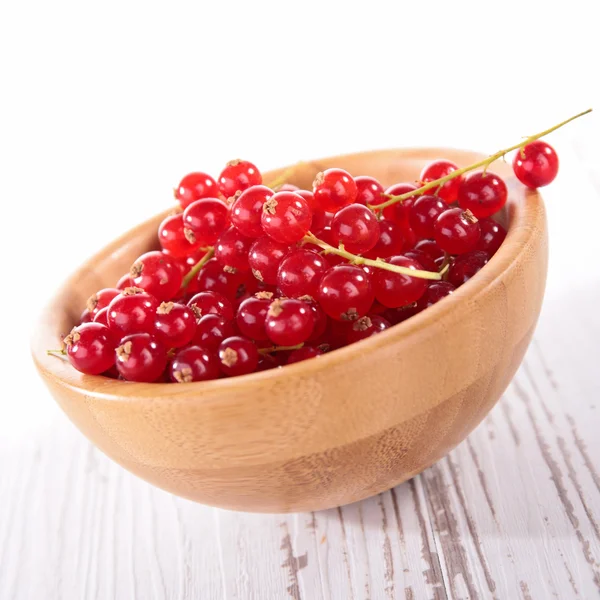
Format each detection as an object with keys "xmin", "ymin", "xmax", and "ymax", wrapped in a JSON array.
[{"xmin": 31, "ymin": 148, "xmax": 548, "ymax": 513}]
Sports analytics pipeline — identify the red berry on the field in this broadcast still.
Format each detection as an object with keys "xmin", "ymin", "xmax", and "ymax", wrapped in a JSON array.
[
  {"xmin": 364, "ymin": 220, "xmax": 404, "ymax": 259},
  {"xmin": 414, "ymin": 239, "xmax": 445, "ymax": 262},
  {"xmin": 355, "ymin": 176, "xmax": 385, "ymax": 206},
  {"xmin": 434, "ymin": 208, "xmax": 481, "ymax": 254},
  {"xmin": 303, "ymin": 297, "xmax": 328, "ymax": 342},
  {"xmin": 265, "ymin": 298, "xmax": 315, "ymax": 346},
  {"xmin": 86, "ymin": 288, "xmax": 120, "ymax": 318},
  {"xmin": 312, "ymin": 168, "xmax": 357, "ymax": 212},
  {"xmin": 93, "ymin": 307, "xmax": 109, "ymax": 327},
  {"xmin": 215, "ymin": 226, "xmax": 253, "ymax": 272},
  {"xmin": 318, "ymin": 264, "xmax": 374, "ymax": 321},
  {"xmin": 261, "ymin": 191, "xmax": 312, "ymax": 244},
  {"xmin": 175, "ymin": 172, "xmax": 219, "ymax": 209},
  {"xmin": 403, "ymin": 249, "xmax": 438, "ymax": 272},
  {"xmin": 381, "ymin": 183, "xmax": 418, "ymax": 223},
  {"xmin": 330, "ymin": 203, "xmax": 380, "ymax": 255},
  {"xmin": 183, "ymin": 198, "xmax": 230, "ymax": 246},
  {"xmin": 116, "ymin": 273, "xmax": 132, "ymax": 290},
  {"xmin": 115, "ymin": 333, "xmax": 168, "ymax": 382},
  {"xmin": 230, "ymin": 185, "xmax": 273, "ymax": 238},
  {"xmin": 248, "ymin": 236, "xmax": 289, "ymax": 285},
  {"xmin": 420, "ymin": 159, "xmax": 462, "ymax": 203},
  {"xmin": 295, "ymin": 189, "xmax": 327, "ymax": 234},
  {"xmin": 158, "ymin": 213, "xmax": 200, "ymax": 258},
  {"xmin": 287, "ymin": 346, "xmax": 322, "ymax": 364},
  {"xmin": 153, "ymin": 301, "xmax": 197, "ymax": 348},
  {"xmin": 236, "ymin": 294, "xmax": 272, "ymax": 341},
  {"xmin": 372, "ymin": 256, "xmax": 428, "ymax": 308},
  {"xmin": 63, "ymin": 323, "xmax": 116, "ymax": 375},
  {"xmin": 218, "ymin": 159, "xmax": 262, "ymax": 198},
  {"xmin": 383, "ymin": 304, "xmax": 419, "ymax": 325},
  {"xmin": 346, "ymin": 314, "xmax": 391, "ymax": 344},
  {"xmin": 409, "ymin": 195, "xmax": 447, "ymax": 239},
  {"xmin": 107, "ymin": 288, "xmax": 160, "ymax": 335},
  {"xmin": 196, "ymin": 258, "xmax": 241, "ymax": 299},
  {"xmin": 458, "ymin": 172, "xmax": 508, "ymax": 218},
  {"xmin": 193, "ymin": 313, "xmax": 236, "ymax": 351},
  {"xmin": 218, "ymin": 336, "xmax": 259, "ymax": 377},
  {"xmin": 277, "ymin": 249, "xmax": 330, "ymax": 298},
  {"xmin": 513, "ymin": 141, "xmax": 559, "ymax": 188},
  {"xmin": 187, "ymin": 291, "xmax": 234, "ymax": 320},
  {"xmin": 416, "ymin": 281, "xmax": 455, "ymax": 311},
  {"xmin": 130, "ymin": 251, "xmax": 182, "ymax": 301},
  {"xmin": 448, "ymin": 250, "xmax": 489, "ymax": 287},
  {"xmin": 476, "ymin": 218, "xmax": 506, "ymax": 256},
  {"xmin": 169, "ymin": 345, "xmax": 220, "ymax": 382}
]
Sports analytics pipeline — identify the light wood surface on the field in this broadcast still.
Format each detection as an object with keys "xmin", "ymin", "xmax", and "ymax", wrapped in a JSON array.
[
  {"xmin": 4, "ymin": 139, "xmax": 599, "ymax": 598},
  {"xmin": 32, "ymin": 148, "xmax": 548, "ymax": 513}
]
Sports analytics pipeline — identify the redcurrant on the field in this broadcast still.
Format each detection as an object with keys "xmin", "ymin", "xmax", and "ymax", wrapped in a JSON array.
[
  {"xmin": 265, "ymin": 298, "xmax": 315, "ymax": 346},
  {"xmin": 346, "ymin": 314, "xmax": 391, "ymax": 344},
  {"xmin": 420, "ymin": 159, "xmax": 462, "ymax": 203},
  {"xmin": 115, "ymin": 333, "xmax": 167, "ymax": 382},
  {"xmin": 175, "ymin": 172, "xmax": 219, "ymax": 209},
  {"xmin": 169, "ymin": 345, "xmax": 220, "ymax": 382},
  {"xmin": 277, "ymin": 249, "xmax": 330, "ymax": 298},
  {"xmin": 187, "ymin": 291, "xmax": 234, "ymax": 321},
  {"xmin": 248, "ymin": 236, "xmax": 289, "ymax": 285},
  {"xmin": 107, "ymin": 288, "xmax": 160, "ymax": 335},
  {"xmin": 183, "ymin": 198, "xmax": 230, "ymax": 246},
  {"xmin": 330, "ymin": 204, "xmax": 380, "ymax": 254},
  {"xmin": 154, "ymin": 301, "xmax": 197, "ymax": 348},
  {"xmin": 218, "ymin": 336, "xmax": 259, "ymax": 376},
  {"xmin": 373, "ymin": 256, "xmax": 428, "ymax": 308},
  {"xmin": 158, "ymin": 213, "xmax": 200, "ymax": 258},
  {"xmin": 458, "ymin": 172, "xmax": 508, "ymax": 218},
  {"xmin": 218, "ymin": 159, "xmax": 262, "ymax": 198},
  {"xmin": 513, "ymin": 141, "xmax": 559, "ymax": 188},
  {"xmin": 318, "ymin": 265, "xmax": 374, "ymax": 321},
  {"xmin": 63, "ymin": 323, "xmax": 116, "ymax": 375},
  {"xmin": 215, "ymin": 226, "xmax": 253, "ymax": 272},
  {"xmin": 130, "ymin": 251, "xmax": 183, "ymax": 301},
  {"xmin": 230, "ymin": 185, "xmax": 273, "ymax": 238},
  {"xmin": 476, "ymin": 218, "xmax": 506, "ymax": 256},
  {"xmin": 409, "ymin": 195, "xmax": 447, "ymax": 239},
  {"xmin": 448, "ymin": 250, "xmax": 489, "ymax": 287},
  {"xmin": 261, "ymin": 191, "xmax": 312, "ymax": 244},
  {"xmin": 312, "ymin": 168, "xmax": 357, "ymax": 212},
  {"xmin": 434, "ymin": 208, "xmax": 481, "ymax": 254}
]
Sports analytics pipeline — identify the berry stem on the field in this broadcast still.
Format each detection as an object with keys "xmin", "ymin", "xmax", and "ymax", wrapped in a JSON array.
[
  {"xmin": 258, "ymin": 343, "xmax": 304, "ymax": 355},
  {"xmin": 370, "ymin": 108, "xmax": 593, "ymax": 211},
  {"xmin": 303, "ymin": 232, "xmax": 442, "ymax": 280},
  {"xmin": 47, "ymin": 349, "xmax": 67, "ymax": 358},
  {"xmin": 438, "ymin": 253, "xmax": 451, "ymax": 276},
  {"xmin": 266, "ymin": 161, "xmax": 306, "ymax": 190},
  {"xmin": 182, "ymin": 247, "xmax": 215, "ymax": 288}
]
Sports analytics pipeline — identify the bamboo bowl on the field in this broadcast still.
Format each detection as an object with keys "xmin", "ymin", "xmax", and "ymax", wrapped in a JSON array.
[{"xmin": 32, "ymin": 148, "xmax": 548, "ymax": 513}]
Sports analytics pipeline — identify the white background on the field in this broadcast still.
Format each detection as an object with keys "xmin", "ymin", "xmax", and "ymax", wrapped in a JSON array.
[{"xmin": 1, "ymin": 1, "xmax": 600, "ymax": 597}]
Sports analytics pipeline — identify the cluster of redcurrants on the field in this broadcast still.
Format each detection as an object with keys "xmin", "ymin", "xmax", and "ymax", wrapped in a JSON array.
[{"xmin": 59, "ymin": 140, "xmax": 558, "ymax": 382}]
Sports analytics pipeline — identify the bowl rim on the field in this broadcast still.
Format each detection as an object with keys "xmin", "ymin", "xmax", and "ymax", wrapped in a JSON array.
[{"xmin": 32, "ymin": 147, "xmax": 544, "ymax": 401}]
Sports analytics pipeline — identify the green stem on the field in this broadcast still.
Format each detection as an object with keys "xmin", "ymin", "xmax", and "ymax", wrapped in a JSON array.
[
  {"xmin": 47, "ymin": 349, "xmax": 67, "ymax": 358},
  {"xmin": 303, "ymin": 233, "xmax": 441, "ymax": 281},
  {"xmin": 371, "ymin": 108, "xmax": 593, "ymax": 211},
  {"xmin": 258, "ymin": 343, "xmax": 304, "ymax": 355},
  {"xmin": 182, "ymin": 247, "xmax": 215, "ymax": 288}
]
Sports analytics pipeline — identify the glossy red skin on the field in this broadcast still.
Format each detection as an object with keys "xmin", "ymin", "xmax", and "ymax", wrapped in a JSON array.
[
  {"xmin": 304, "ymin": 298, "xmax": 328, "ymax": 342},
  {"xmin": 186, "ymin": 291, "xmax": 234, "ymax": 320},
  {"xmin": 65, "ymin": 322, "xmax": 116, "ymax": 375},
  {"xmin": 419, "ymin": 159, "xmax": 462, "ymax": 203},
  {"xmin": 115, "ymin": 333, "xmax": 168, "ymax": 382},
  {"xmin": 236, "ymin": 296, "xmax": 270, "ymax": 341},
  {"xmin": 158, "ymin": 213, "xmax": 200, "ymax": 258},
  {"xmin": 415, "ymin": 281, "xmax": 456, "ymax": 311},
  {"xmin": 363, "ymin": 219, "xmax": 404, "ymax": 259},
  {"xmin": 318, "ymin": 264, "xmax": 374, "ymax": 321},
  {"xmin": 476, "ymin": 218, "xmax": 506, "ymax": 256},
  {"xmin": 409, "ymin": 195, "xmax": 447, "ymax": 239},
  {"xmin": 312, "ymin": 168, "xmax": 358, "ymax": 212},
  {"xmin": 130, "ymin": 251, "xmax": 183, "ymax": 301},
  {"xmin": 287, "ymin": 346, "xmax": 322, "ymax": 364},
  {"xmin": 434, "ymin": 208, "xmax": 481, "ymax": 254},
  {"xmin": 86, "ymin": 288, "xmax": 120, "ymax": 319},
  {"xmin": 116, "ymin": 274, "xmax": 133, "ymax": 290},
  {"xmin": 346, "ymin": 314, "xmax": 391, "ymax": 344},
  {"xmin": 154, "ymin": 302, "xmax": 197, "ymax": 348},
  {"xmin": 448, "ymin": 250, "xmax": 489, "ymax": 287},
  {"xmin": 93, "ymin": 307, "xmax": 110, "ymax": 327},
  {"xmin": 183, "ymin": 198, "xmax": 230, "ymax": 246},
  {"xmin": 295, "ymin": 189, "xmax": 327, "ymax": 235},
  {"xmin": 403, "ymin": 249, "xmax": 438, "ymax": 272},
  {"xmin": 372, "ymin": 255, "xmax": 428, "ymax": 308},
  {"xmin": 218, "ymin": 336, "xmax": 259, "ymax": 376},
  {"xmin": 107, "ymin": 291, "xmax": 160, "ymax": 336},
  {"xmin": 261, "ymin": 191, "xmax": 312, "ymax": 244},
  {"xmin": 196, "ymin": 258, "xmax": 243, "ymax": 299},
  {"xmin": 414, "ymin": 239, "xmax": 445, "ymax": 261},
  {"xmin": 457, "ymin": 172, "xmax": 508, "ymax": 218},
  {"xmin": 354, "ymin": 176, "xmax": 385, "ymax": 207},
  {"xmin": 192, "ymin": 314, "xmax": 236, "ymax": 351},
  {"xmin": 175, "ymin": 172, "xmax": 219, "ymax": 209},
  {"xmin": 277, "ymin": 249, "xmax": 330, "ymax": 298},
  {"xmin": 381, "ymin": 183, "xmax": 418, "ymax": 224},
  {"xmin": 265, "ymin": 299, "xmax": 315, "ymax": 346},
  {"xmin": 218, "ymin": 160, "xmax": 262, "ymax": 198},
  {"xmin": 231, "ymin": 185, "xmax": 273, "ymax": 238},
  {"xmin": 215, "ymin": 226, "xmax": 253, "ymax": 272},
  {"xmin": 169, "ymin": 345, "xmax": 220, "ymax": 382},
  {"xmin": 330, "ymin": 203, "xmax": 381, "ymax": 255},
  {"xmin": 512, "ymin": 140, "xmax": 559, "ymax": 188},
  {"xmin": 248, "ymin": 236, "xmax": 290, "ymax": 285}
]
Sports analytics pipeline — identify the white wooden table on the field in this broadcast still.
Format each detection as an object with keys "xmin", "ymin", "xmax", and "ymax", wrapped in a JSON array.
[{"xmin": 2, "ymin": 139, "xmax": 599, "ymax": 599}]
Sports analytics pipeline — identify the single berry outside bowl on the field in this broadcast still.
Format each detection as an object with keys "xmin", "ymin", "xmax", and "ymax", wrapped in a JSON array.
[{"xmin": 31, "ymin": 148, "xmax": 547, "ymax": 513}]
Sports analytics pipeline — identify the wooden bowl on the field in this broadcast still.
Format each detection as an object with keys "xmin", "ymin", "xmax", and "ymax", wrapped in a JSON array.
[{"xmin": 32, "ymin": 148, "xmax": 547, "ymax": 513}]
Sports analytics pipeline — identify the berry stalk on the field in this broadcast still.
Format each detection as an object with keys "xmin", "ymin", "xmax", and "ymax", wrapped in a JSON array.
[
  {"xmin": 303, "ymin": 232, "xmax": 442, "ymax": 280},
  {"xmin": 371, "ymin": 108, "xmax": 593, "ymax": 211},
  {"xmin": 182, "ymin": 247, "xmax": 215, "ymax": 288}
]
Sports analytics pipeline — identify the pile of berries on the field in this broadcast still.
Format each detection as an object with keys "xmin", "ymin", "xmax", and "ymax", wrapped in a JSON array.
[{"xmin": 57, "ymin": 141, "xmax": 559, "ymax": 382}]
